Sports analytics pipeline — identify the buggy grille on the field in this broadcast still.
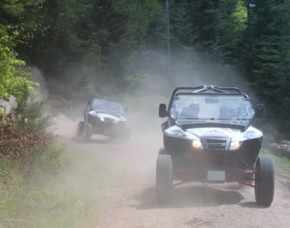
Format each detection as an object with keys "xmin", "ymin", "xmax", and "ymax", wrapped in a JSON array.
[{"xmin": 203, "ymin": 138, "xmax": 230, "ymax": 151}]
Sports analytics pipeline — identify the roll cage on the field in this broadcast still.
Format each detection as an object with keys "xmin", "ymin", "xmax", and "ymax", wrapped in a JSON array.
[
  {"xmin": 167, "ymin": 85, "xmax": 250, "ymax": 111},
  {"xmin": 159, "ymin": 85, "xmax": 264, "ymax": 132},
  {"xmin": 87, "ymin": 96, "xmax": 123, "ymax": 106}
]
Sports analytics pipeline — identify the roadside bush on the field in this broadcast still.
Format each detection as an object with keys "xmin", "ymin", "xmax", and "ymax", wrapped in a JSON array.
[
  {"xmin": 0, "ymin": 99, "xmax": 51, "ymax": 159},
  {"xmin": 0, "ymin": 142, "xmax": 65, "ymax": 228},
  {"xmin": 268, "ymin": 141, "xmax": 290, "ymax": 160},
  {"xmin": 0, "ymin": 98, "xmax": 114, "ymax": 227},
  {"xmin": 0, "ymin": 98, "xmax": 67, "ymax": 227}
]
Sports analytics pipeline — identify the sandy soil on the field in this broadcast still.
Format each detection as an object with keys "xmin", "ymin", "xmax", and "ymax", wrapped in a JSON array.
[{"xmin": 51, "ymin": 112, "xmax": 290, "ymax": 228}]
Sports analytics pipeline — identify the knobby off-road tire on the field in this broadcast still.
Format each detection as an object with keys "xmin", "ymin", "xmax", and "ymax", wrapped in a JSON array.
[
  {"xmin": 84, "ymin": 123, "xmax": 93, "ymax": 140},
  {"xmin": 255, "ymin": 156, "xmax": 275, "ymax": 207},
  {"xmin": 76, "ymin": 121, "xmax": 85, "ymax": 140},
  {"xmin": 156, "ymin": 154, "xmax": 172, "ymax": 204}
]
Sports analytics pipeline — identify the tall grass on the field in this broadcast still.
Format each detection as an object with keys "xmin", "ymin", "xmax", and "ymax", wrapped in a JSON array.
[{"xmin": 0, "ymin": 142, "xmax": 117, "ymax": 228}]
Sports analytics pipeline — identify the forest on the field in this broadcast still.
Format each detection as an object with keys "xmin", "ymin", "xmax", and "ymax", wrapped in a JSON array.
[{"xmin": 1, "ymin": 0, "xmax": 290, "ymax": 138}]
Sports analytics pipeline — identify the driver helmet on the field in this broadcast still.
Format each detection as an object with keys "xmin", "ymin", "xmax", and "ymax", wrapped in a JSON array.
[
  {"xmin": 188, "ymin": 101, "xmax": 200, "ymax": 117},
  {"xmin": 220, "ymin": 104, "xmax": 235, "ymax": 118}
]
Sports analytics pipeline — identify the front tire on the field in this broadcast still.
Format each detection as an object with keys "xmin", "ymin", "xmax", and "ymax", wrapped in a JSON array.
[
  {"xmin": 255, "ymin": 156, "xmax": 275, "ymax": 207},
  {"xmin": 76, "ymin": 121, "xmax": 85, "ymax": 140},
  {"xmin": 156, "ymin": 154, "xmax": 172, "ymax": 204}
]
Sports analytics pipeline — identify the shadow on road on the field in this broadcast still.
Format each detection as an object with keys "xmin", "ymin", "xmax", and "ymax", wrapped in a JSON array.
[
  {"xmin": 132, "ymin": 184, "xmax": 244, "ymax": 209},
  {"xmin": 71, "ymin": 135, "xmax": 117, "ymax": 144},
  {"xmin": 238, "ymin": 202, "xmax": 263, "ymax": 208}
]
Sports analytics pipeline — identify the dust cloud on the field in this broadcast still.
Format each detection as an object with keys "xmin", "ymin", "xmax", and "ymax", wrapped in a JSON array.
[
  {"xmin": 29, "ymin": 47, "xmax": 279, "ymax": 224},
  {"xmin": 30, "ymin": 66, "xmax": 49, "ymax": 102}
]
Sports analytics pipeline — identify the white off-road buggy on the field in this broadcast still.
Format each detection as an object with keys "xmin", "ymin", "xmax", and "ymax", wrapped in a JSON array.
[{"xmin": 156, "ymin": 85, "xmax": 274, "ymax": 207}]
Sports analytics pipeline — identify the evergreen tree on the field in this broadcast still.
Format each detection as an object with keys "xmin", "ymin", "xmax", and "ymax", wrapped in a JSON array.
[
  {"xmin": 214, "ymin": 0, "xmax": 247, "ymax": 63},
  {"xmin": 244, "ymin": 0, "xmax": 290, "ymax": 136}
]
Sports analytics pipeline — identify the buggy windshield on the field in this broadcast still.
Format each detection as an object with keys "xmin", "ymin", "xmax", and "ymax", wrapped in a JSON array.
[
  {"xmin": 91, "ymin": 99, "xmax": 125, "ymax": 116},
  {"xmin": 170, "ymin": 94, "xmax": 255, "ymax": 126}
]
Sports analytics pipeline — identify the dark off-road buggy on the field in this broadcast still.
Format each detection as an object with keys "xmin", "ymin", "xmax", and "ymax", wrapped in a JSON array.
[
  {"xmin": 156, "ymin": 85, "xmax": 274, "ymax": 207},
  {"xmin": 76, "ymin": 96, "xmax": 130, "ymax": 142}
]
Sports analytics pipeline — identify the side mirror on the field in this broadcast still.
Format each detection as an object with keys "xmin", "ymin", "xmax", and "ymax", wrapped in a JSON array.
[
  {"xmin": 255, "ymin": 104, "xmax": 265, "ymax": 118},
  {"xmin": 159, "ymin": 103, "xmax": 168, "ymax": 117}
]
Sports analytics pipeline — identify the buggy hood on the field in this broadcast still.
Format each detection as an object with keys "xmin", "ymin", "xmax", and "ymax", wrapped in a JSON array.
[
  {"xmin": 88, "ymin": 110, "xmax": 126, "ymax": 121},
  {"xmin": 164, "ymin": 124, "xmax": 262, "ymax": 142}
]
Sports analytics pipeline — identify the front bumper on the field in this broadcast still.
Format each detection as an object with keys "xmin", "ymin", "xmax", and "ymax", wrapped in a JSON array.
[
  {"xmin": 88, "ymin": 115, "xmax": 127, "ymax": 136},
  {"xmin": 164, "ymin": 135, "xmax": 262, "ymax": 182}
]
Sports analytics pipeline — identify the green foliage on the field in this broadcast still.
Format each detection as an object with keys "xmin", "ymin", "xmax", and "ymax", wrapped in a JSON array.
[
  {"xmin": 251, "ymin": 38, "xmax": 283, "ymax": 92},
  {"xmin": 0, "ymin": 107, "xmax": 5, "ymax": 116},
  {"xmin": 12, "ymin": 0, "xmax": 164, "ymax": 93},
  {"xmin": 0, "ymin": 99, "xmax": 51, "ymax": 159},
  {"xmin": 2, "ymin": 0, "xmax": 290, "ymax": 138},
  {"xmin": 170, "ymin": 0, "xmax": 198, "ymax": 46},
  {"xmin": 110, "ymin": 0, "xmax": 163, "ymax": 49},
  {"xmin": 190, "ymin": 0, "xmax": 218, "ymax": 45},
  {"xmin": 242, "ymin": 0, "xmax": 290, "ymax": 137},
  {"xmin": 15, "ymin": 99, "xmax": 51, "ymax": 134},
  {"xmin": 214, "ymin": 0, "xmax": 247, "ymax": 61},
  {"xmin": 0, "ymin": 24, "xmax": 37, "ymax": 104},
  {"xmin": 0, "ymin": 144, "xmax": 117, "ymax": 228},
  {"xmin": 275, "ymin": 155, "xmax": 290, "ymax": 167}
]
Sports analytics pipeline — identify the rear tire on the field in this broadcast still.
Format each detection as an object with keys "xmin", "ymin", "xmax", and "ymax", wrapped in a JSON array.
[
  {"xmin": 255, "ymin": 156, "xmax": 275, "ymax": 207},
  {"xmin": 76, "ymin": 121, "xmax": 85, "ymax": 140},
  {"xmin": 76, "ymin": 121, "xmax": 92, "ymax": 141},
  {"xmin": 83, "ymin": 123, "xmax": 93, "ymax": 140},
  {"xmin": 156, "ymin": 154, "xmax": 172, "ymax": 204}
]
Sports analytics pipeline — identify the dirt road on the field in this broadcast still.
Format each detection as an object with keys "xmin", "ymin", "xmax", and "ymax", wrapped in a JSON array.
[{"xmin": 53, "ymin": 112, "xmax": 290, "ymax": 228}]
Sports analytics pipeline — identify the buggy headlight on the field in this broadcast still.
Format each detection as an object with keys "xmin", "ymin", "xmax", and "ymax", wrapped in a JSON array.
[
  {"xmin": 230, "ymin": 141, "xmax": 241, "ymax": 150},
  {"xmin": 192, "ymin": 140, "xmax": 203, "ymax": 149}
]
